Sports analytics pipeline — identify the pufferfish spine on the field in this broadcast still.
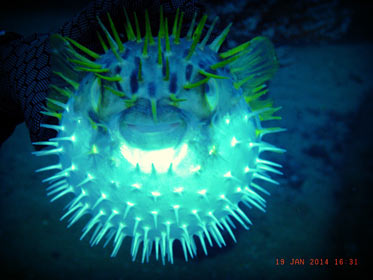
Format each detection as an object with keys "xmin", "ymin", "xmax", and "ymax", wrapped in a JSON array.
[{"xmin": 33, "ymin": 8, "xmax": 285, "ymax": 264}]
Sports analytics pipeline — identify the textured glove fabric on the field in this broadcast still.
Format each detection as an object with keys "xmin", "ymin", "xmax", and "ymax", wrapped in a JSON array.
[
  {"xmin": 0, "ymin": 0, "xmax": 202, "ymax": 147},
  {"xmin": 0, "ymin": 32, "xmax": 51, "ymax": 146},
  {"xmin": 0, "ymin": 31, "xmax": 29, "ymax": 145}
]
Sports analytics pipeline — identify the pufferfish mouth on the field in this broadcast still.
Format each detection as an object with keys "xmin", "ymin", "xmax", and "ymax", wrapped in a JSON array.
[
  {"xmin": 119, "ymin": 103, "xmax": 187, "ymax": 150},
  {"xmin": 126, "ymin": 121, "xmax": 182, "ymax": 133}
]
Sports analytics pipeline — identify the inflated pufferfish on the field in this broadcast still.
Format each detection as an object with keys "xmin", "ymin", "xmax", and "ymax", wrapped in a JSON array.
[{"xmin": 33, "ymin": 8, "xmax": 285, "ymax": 264}]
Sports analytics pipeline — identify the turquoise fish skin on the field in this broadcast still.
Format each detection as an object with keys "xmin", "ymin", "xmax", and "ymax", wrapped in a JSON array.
[{"xmin": 33, "ymin": 10, "xmax": 284, "ymax": 264}]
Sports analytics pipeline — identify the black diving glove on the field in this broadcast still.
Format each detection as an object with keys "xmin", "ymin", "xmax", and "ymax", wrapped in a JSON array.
[{"xmin": 0, "ymin": 0, "xmax": 202, "ymax": 148}]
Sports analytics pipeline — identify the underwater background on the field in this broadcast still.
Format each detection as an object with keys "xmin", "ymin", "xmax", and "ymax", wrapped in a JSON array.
[{"xmin": 0, "ymin": 0, "xmax": 372, "ymax": 279}]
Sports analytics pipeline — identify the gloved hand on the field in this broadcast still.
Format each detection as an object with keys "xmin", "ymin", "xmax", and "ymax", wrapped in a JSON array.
[{"xmin": 0, "ymin": 0, "xmax": 203, "ymax": 149}]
